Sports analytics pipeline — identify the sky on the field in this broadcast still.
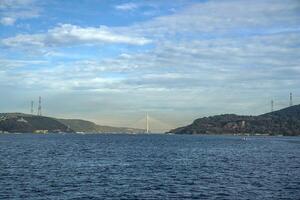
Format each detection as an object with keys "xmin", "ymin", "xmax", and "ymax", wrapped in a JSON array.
[{"xmin": 0, "ymin": 0, "xmax": 300, "ymax": 131}]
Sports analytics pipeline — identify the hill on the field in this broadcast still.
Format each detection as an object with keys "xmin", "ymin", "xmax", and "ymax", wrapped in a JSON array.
[
  {"xmin": 0, "ymin": 113, "xmax": 73, "ymax": 133},
  {"xmin": 0, "ymin": 113, "xmax": 144, "ymax": 134},
  {"xmin": 58, "ymin": 119, "xmax": 144, "ymax": 133},
  {"xmin": 168, "ymin": 105, "xmax": 300, "ymax": 136}
]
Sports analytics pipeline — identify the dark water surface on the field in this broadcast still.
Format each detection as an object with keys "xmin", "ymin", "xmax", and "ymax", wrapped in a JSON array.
[{"xmin": 0, "ymin": 134, "xmax": 299, "ymax": 200}]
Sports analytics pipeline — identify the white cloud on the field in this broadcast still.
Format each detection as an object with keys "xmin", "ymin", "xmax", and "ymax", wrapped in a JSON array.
[
  {"xmin": 1, "ymin": 24, "xmax": 151, "ymax": 48},
  {"xmin": 0, "ymin": 0, "xmax": 40, "ymax": 26},
  {"xmin": 0, "ymin": 0, "xmax": 34, "ymax": 8},
  {"xmin": 49, "ymin": 31, "xmax": 299, "ymax": 93},
  {"xmin": 0, "ymin": 16, "xmax": 15, "ymax": 25},
  {"xmin": 2, "ymin": 34, "xmax": 44, "ymax": 47},
  {"xmin": 0, "ymin": 59, "xmax": 46, "ymax": 70},
  {"xmin": 115, "ymin": 3, "xmax": 138, "ymax": 11},
  {"xmin": 5, "ymin": 31, "xmax": 298, "ymax": 92},
  {"xmin": 124, "ymin": 0, "xmax": 300, "ymax": 39}
]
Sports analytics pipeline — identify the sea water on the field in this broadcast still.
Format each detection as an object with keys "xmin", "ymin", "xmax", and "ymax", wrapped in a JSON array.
[{"xmin": 0, "ymin": 134, "xmax": 299, "ymax": 199}]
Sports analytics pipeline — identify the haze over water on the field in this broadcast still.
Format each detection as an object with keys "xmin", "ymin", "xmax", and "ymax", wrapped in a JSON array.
[{"xmin": 1, "ymin": 134, "xmax": 299, "ymax": 199}]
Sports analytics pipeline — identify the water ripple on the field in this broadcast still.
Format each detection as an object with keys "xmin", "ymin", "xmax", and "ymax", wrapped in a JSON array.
[{"xmin": 0, "ymin": 134, "xmax": 299, "ymax": 199}]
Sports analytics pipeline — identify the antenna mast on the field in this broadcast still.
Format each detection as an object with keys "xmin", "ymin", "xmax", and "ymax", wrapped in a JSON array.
[
  {"xmin": 37, "ymin": 96, "xmax": 42, "ymax": 116},
  {"xmin": 289, "ymin": 92, "xmax": 293, "ymax": 107}
]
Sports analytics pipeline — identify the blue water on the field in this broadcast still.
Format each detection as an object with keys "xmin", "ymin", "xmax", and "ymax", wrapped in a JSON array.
[{"xmin": 0, "ymin": 134, "xmax": 299, "ymax": 200}]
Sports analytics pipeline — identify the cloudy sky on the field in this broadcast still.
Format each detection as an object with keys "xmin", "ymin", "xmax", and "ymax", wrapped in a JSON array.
[{"xmin": 0, "ymin": 0, "xmax": 300, "ymax": 131}]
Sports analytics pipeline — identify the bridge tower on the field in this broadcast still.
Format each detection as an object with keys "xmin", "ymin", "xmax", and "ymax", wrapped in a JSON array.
[{"xmin": 146, "ymin": 112, "xmax": 149, "ymax": 133}]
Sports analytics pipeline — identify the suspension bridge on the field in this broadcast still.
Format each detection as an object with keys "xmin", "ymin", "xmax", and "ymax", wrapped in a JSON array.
[{"xmin": 129, "ymin": 113, "xmax": 174, "ymax": 133}]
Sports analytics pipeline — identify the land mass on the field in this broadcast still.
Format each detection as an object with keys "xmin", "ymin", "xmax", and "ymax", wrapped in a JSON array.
[
  {"xmin": 0, "ymin": 113, "xmax": 144, "ymax": 134},
  {"xmin": 168, "ymin": 104, "xmax": 300, "ymax": 136},
  {"xmin": 57, "ymin": 118, "xmax": 144, "ymax": 134}
]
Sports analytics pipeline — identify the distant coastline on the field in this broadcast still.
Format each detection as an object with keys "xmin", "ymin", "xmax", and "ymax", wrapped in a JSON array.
[
  {"xmin": 0, "ymin": 113, "xmax": 144, "ymax": 134},
  {"xmin": 1, "ymin": 104, "xmax": 300, "ymax": 136}
]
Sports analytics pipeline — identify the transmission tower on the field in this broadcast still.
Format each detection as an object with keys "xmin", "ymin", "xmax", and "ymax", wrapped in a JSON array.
[
  {"xmin": 289, "ymin": 92, "xmax": 293, "ymax": 107},
  {"xmin": 31, "ymin": 101, "xmax": 34, "ymax": 114},
  {"xmin": 271, "ymin": 99, "xmax": 274, "ymax": 112},
  {"xmin": 37, "ymin": 96, "xmax": 42, "ymax": 116}
]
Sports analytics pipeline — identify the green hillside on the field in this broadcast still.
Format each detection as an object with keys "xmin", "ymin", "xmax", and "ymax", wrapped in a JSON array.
[
  {"xmin": 0, "ymin": 113, "xmax": 144, "ymax": 134},
  {"xmin": 168, "ymin": 105, "xmax": 300, "ymax": 136},
  {"xmin": 58, "ymin": 119, "xmax": 144, "ymax": 133},
  {"xmin": 0, "ymin": 113, "xmax": 73, "ymax": 133}
]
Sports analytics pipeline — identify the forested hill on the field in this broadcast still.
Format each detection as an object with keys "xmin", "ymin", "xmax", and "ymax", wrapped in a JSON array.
[
  {"xmin": 57, "ymin": 119, "xmax": 144, "ymax": 133},
  {"xmin": 0, "ymin": 113, "xmax": 72, "ymax": 133},
  {"xmin": 0, "ymin": 113, "xmax": 144, "ymax": 134},
  {"xmin": 168, "ymin": 105, "xmax": 300, "ymax": 136}
]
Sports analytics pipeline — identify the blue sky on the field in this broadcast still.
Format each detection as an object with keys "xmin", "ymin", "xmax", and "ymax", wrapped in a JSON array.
[{"xmin": 0, "ymin": 0, "xmax": 300, "ymax": 131}]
